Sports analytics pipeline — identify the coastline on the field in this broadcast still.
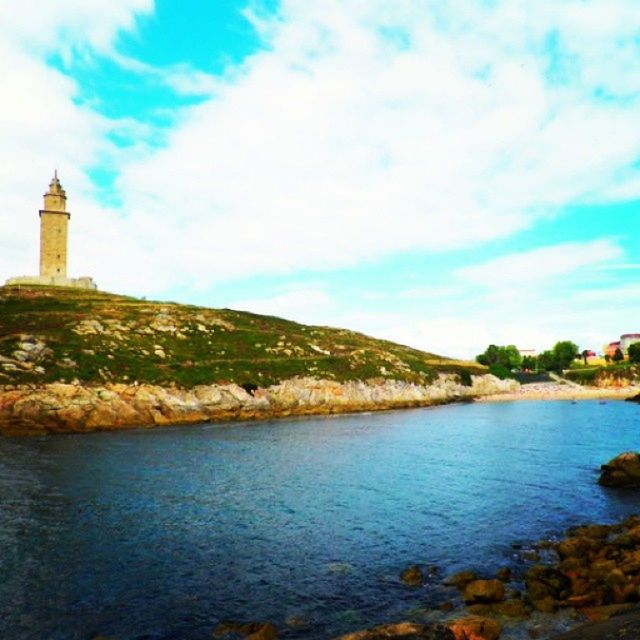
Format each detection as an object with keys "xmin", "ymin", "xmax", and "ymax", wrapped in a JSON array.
[
  {"xmin": 478, "ymin": 382, "xmax": 638, "ymax": 403},
  {"xmin": 0, "ymin": 373, "xmax": 517, "ymax": 436},
  {"xmin": 1, "ymin": 376, "xmax": 637, "ymax": 437}
]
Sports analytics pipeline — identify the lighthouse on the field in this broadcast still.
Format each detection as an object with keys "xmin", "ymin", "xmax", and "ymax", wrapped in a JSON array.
[
  {"xmin": 5, "ymin": 172, "xmax": 97, "ymax": 290},
  {"xmin": 39, "ymin": 170, "xmax": 70, "ymax": 279}
]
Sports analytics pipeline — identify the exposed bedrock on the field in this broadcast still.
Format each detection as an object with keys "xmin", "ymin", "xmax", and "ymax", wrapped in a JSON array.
[{"xmin": 0, "ymin": 374, "xmax": 517, "ymax": 435}]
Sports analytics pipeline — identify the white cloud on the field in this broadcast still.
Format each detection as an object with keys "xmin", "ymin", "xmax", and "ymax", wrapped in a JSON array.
[
  {"xmin": 1, "ymin": 0, "xmax": 639, "ymax": 358},
  {"xmin": 0, "ymin": 0, "xmax": 153, "ymax": 54},
  {"xmin": 457, "ymin": 240, "xmax": 623, "ymax": 287},
  {"xmin": 0, "ymin": 0, "xmax": 153, "ymax": 280},
  {"xmin": 231, "ymin": 286, "xmax": 337, "ymax": 326},
  {"xmin": 92, "ymin": 0, "xmax": 640, "ymax": 292}
]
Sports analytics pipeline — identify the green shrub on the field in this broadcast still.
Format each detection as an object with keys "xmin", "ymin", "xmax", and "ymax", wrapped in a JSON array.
[{"xmin": 489, "ymin": 364, "xmax": 512, "ymax": 380}]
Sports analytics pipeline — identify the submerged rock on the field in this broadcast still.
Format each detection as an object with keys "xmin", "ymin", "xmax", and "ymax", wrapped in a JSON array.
[
  {"xmin": 599, "ymin": 452, "xmax": 640, "ymax": 487},
  {"xmin": 213, "ymin": 621, "xmax": 278, "ymax": 639},
  {"xmin": 443, "ymin": 571, "xmax": 477, "ymax": 590},
  {"xmin": 463, "ymin": 580, "xmax": 505, "ymax": 604},
  {"xmin": 400, "ymin": 565, "xmax": 424, "ymax": 586}
]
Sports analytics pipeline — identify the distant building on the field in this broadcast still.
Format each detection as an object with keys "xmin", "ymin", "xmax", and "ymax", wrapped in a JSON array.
[
  {"xmin": 5, "ymin": 172, "xmax": 97, "ymax": 290},
  {"xmin": 604, "ymin": 341, "xmax": 622, "ymax": 357},
  {"xmin": 621, "ymin": 334, "xmax": 640, "ymax": 353},
  {"xmin": 518, "ymin": 349, "xmax": 538, "ymax": 358}
]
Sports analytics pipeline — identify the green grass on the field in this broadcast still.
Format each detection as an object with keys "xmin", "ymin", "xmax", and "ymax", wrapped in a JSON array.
[
  {"xmin": 564, "ymin": 368, "xmax": 600, "ymax": 385},
  {"xmin": 0, "ymin": 285, "xmax": 486, "ymax": 388},
  {"xmin": 564, "ymin": 363, "xmax": 640, "ymax": 386}
]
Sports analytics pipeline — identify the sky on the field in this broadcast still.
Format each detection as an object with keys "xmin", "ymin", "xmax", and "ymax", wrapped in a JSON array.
[{"xmin": 0, "ymin": 0, "xmax": 638, "ymax": 359}]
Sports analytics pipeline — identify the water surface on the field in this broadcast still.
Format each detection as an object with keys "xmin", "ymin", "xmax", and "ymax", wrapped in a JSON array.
[{"xmin": 1, "ymin": 400, "xmax": 639, "ymax": 639}]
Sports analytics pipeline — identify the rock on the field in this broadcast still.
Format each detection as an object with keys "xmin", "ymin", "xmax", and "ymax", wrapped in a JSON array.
[
  {"xmin": 626, "ymin": 392, "xmax": 640, "ymax": 403},
  {"xmin": 213, "ymin": 621, "xmax": 278, "ymax": 639},
  {"xmin": 444, "ymin": 571, "xmax": 477, "ymax": 590},
  {"xmin": 568, "ymin": 524, "xmax": 611, "ymax": 539},
  {"xmin": 448, "ymin": 616, "xmax": 502, "ymax": 640},
  {"xmin": 556, "ymin": 536, "xmax": 598, "ymax": 559},
  {"xmin": 247, "ymin": 624, "xmax": 278, "ymax": 640},
  {"xmin": 400, "ymin": 565, "xmax": 424, "ymax": 586},
  {"xmin": 284, "ymin": 614, "xmax": 311, "ymax": 629},
  {"xmin": 604, "ymin": 568, "xmax": 627, "ymax": 589},
  {"xmin": 466, "ymin": 605, "xmax": 492, "ymax": 616},
  {"xmin": 553, "ymin": 609, "xmax": 640, "ymax": 639},
  {"xmin": 531, "ymin": 597, "xmax": 558, "ymax": 613},
  {"xmin": 581, "ymin": 603, "xmax": 636, "ymax": 622},
  {"xmin": 334, "ymin": 622, "xmax": 455, "ymax": 639},
  {"xmin": 599, "ymin": 452, "xmax": 640, "ymax": 487},
  {"xmin": 495, "ymin": 567, "xmax": 511, "ymax": 582},
  {"xmin": 492, "ymin": 599, "xmax": 530, "ymax": 618},
  {"xmin": 463, "ymin": 580, "xmax": 505, "ymax": 604},
  {"xmin": 0, "ymin": 374, "xmax": 518, "ymax": 435},
  {"xmin": 525, "ymin": 565, "xmax": 571, "ymax": 601}
]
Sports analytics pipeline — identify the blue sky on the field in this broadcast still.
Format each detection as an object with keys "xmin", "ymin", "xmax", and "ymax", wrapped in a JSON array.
[{"xmin": 0, "ymin": 0, "xmax": 639, "ymax": 358}]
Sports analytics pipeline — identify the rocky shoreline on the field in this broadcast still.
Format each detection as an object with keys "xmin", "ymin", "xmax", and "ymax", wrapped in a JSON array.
[
  {"xmin": 212, "ymin": 511, "xmax": 640, "ymax": 640},
  {"xmin": 0, "ymin": 373, "xmax": 517, "ymax": 435},
  {"xmin": 212, "ymin": 453, "xmax": 640, "ymax": 640}
]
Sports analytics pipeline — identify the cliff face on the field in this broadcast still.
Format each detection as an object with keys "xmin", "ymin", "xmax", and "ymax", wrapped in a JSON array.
[{"xmin": 0, "ymin": 374, "xmax": 517, "ymax": 435}]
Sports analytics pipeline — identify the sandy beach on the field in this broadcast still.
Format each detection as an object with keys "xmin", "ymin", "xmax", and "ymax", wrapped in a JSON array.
[{"xmin": 479, "ymin": 381, "xmax": 639, "ymax": 403}]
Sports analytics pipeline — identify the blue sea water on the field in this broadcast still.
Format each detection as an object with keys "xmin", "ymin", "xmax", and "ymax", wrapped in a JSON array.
[{"xmin": 1, "ymin": 400, "xmax": 640, "ymax": 640}]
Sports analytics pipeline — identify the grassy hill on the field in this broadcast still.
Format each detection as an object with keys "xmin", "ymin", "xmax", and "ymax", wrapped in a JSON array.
[{"xmin": 0, "ymin": 285, "xmax": 484, "ymax": 388}]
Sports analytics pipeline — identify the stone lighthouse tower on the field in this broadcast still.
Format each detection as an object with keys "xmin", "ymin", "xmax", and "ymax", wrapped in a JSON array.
[
  {"xmin": 39, "ymin": 171, "xmax": 69, "ymax": 279},
  {"xmin": 4, "ymin": 172, "xmax": 97, "ymax": 289}
]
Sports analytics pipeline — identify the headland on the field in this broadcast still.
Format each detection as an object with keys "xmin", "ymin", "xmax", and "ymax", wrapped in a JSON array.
[{"xmin": 0, "ymin": 285, "xmax": 516, "ymax": 435}]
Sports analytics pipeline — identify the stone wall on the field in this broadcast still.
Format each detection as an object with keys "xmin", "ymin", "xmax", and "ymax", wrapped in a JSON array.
[{"xmin": 4, "ymin": 275, "xmax": 97, "ymax": 290}]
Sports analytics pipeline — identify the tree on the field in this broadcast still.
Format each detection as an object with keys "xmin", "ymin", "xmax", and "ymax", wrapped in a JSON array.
[
  {"xmin": 604, "ymin": 354, "xmax": 611, "ymax": 364},
  {"xmin": 503, "ymin": 345, "xmax": 522, "ymax": 369},
  {"xmin": 522, "ymin": 355, "xmax": 537, "ymax": 371},
  {"xmin": 552, "ymin": 341, "xmax": 579, "ymax": 371},
  {"xmin": 629, "ymin": 343, "xmax": 640, "ymax": 364},
  {"xmin": 581, "ymin": 349, "xmax": 590, "ymax": 366},
  {"xmin": 475, "ymin": 344, "xmax": 522, "ymax": 370},
  {"xmin": 613, "ymin": 347, "xmax": 625, "ymax": 363},
  {"xmin": 537, "ymin": 350, "xmax": 556, "ymax": 371}
]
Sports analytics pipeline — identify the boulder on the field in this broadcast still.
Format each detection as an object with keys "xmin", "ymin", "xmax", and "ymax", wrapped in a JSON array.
[
  {"xmin": 495, "ymin": 567, "xmax": 511, "ymax": 583},
  {"xmin": 448, "ymin": 616, "xmax": 502, "ymax": 640},
  {"xmin": 492, "ymin": 599, "xmax": 530, "ymax": 618},
  {"xmin": 525, "ymin": 565, "xmax": 571, "ymax": 601},
  {"xmin": 444, "ymin": 571, "xmax": 477, "ymax": 590},
  {"xmin": 334, "ymin": 622, "xmax": 454, "ymax": 639},
  {"xmin": 599, "ymin": 452, "xmax": 640, "ymax": 487},
  {"xmin": 568, "ymin": 524, "xmax": 611, "ymax": 540},
  {"xmin": 556, "ymin": 536, "xmax": 598, "ymax": 559},
  {"xmin": 463, "ymin": 580, "xmax": 505, "ymax": 604},
  {"xmin": 581, "ymin": 603, "xmax": 636, "ymax": 622},
  {"xmin": 531, "ymin": 597, "xmax": 558, "ymax": 613}
]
